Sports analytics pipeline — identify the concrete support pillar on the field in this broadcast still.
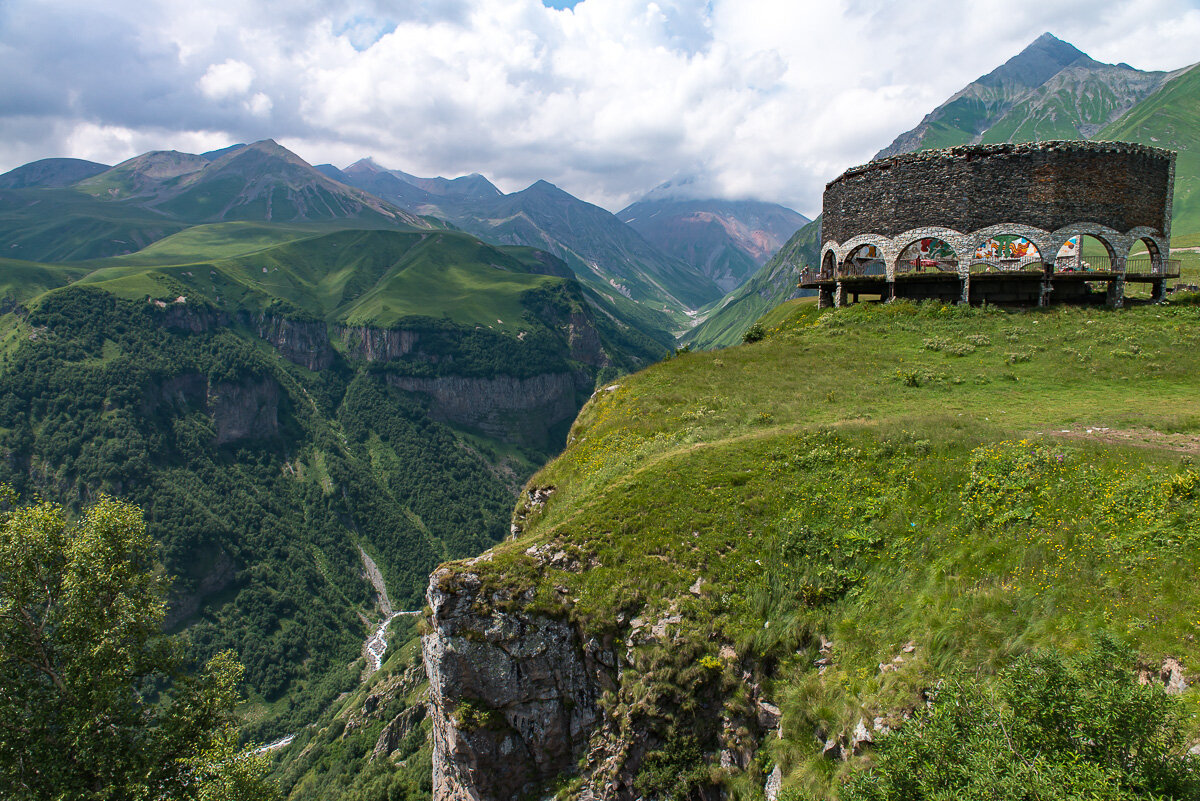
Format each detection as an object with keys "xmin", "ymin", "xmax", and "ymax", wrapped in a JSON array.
[
  {"xmin": 887, "ymin": 281, "xmax": 896, "ymax": 301},
  {"xmin": 1039, "ymin": 275, "xmax": 1053, "ymax": 307},
  {"xmin": 834, "ymin": 282, "xmax": 846, "ymax": 308},
  {"xmin": 817, "ymin": 287, "xmax": 833, "ymax": 309},
  {"xmin": 1153, "ymin": 279, "xmax": 1167, "ymax": 303},
  {"xmin": 960, "ymin": 274, "xmax": 970, "ymax": 304}
]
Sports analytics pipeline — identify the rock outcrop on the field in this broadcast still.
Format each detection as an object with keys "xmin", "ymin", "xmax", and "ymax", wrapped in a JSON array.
[
  {"xmin": 388, "ymin": 372, "xmax": 584, "ymax": 450},
  {"xmin": 338, "ymin": 325, "xmax": 421, "ymax": 361},
  {"xmin": 423, "ymin": 566, "xmax": 602, "ymax": 801},
  {"xmin": 247, "ymin": 314, "xmax": 334, "ymax": 370},
  {"xmin": 208, "ymin": 376, "xmax": 280, "ymax": 444}
]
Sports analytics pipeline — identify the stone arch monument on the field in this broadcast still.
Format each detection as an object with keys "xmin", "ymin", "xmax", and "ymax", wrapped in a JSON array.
[{"xmin": 802, "ymin": 141, "xmax": 1178, "ymax": 307}]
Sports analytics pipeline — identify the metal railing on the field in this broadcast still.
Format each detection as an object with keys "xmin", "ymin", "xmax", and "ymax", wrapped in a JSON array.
[
  {"xmin": 1124, "ymin": 257, "xmax": 1181, "ymax": 276},
  {"xmin": 837, "ymin": 260, "xmax": 887, "ymax": 278},
  {"xmin": 894, "ymin": 258, "xmax": 958, "ymax": 276},
  {"xmin": 1054, "ymin": 253, "xmax": 1112, "ymax": 272},
  {"xmin": 967, "ymin": 253, "xmax": 1046, "ymax": 273}
]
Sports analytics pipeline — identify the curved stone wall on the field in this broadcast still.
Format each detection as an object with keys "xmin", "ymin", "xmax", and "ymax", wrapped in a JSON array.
[{"xmin": 822, "ymin": 141, "xmax": 1175, "ymax": 246}]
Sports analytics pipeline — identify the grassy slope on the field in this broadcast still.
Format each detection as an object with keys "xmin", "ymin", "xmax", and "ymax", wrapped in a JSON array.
[
  {"xmin": 0, "ymin": 187, "xmax": 191, "ymax": 262},
  {"xmin": 456, "ymin": 300, "xmax": 1200, "ymax": 798},
  {"xmin": 1099, "ymin": 64, "xmax": 1200, "ymax": 242},
  {"xmin": 79, "ymin": 221, "xmax": 327, "ymax": 267},
  {"xmin": 0, "ymin": 259, "xmax": 89, "ymax": 304},
  {"xmin": 72, "ymin": 229, "xmax": 559, "ymax": 333}
]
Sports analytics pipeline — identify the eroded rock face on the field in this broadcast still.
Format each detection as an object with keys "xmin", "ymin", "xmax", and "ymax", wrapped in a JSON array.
[
  {"xmin": 423, "ymin": 567, "xmax": 601, "ymax": 801},
  {"xmin": 208, "ymin": 377, "xmax": 280, "ymax": 444},
  {"xmin": 248, "ymin": 314, "xmax": 334, "ymax": 370},
  {"xmin": 338, "ymin": 326, "xmax": 421, "ymax": 361},
  {"xmin": 388, "ymin": 372, "xmax": 584, "ymax": 449}
]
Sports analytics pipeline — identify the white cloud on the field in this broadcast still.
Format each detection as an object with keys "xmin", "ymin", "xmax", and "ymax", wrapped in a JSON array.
[
  {"xmin": 198, "ymin": 59, "xmax": 255, "ymax": 99},
  {"xmin": 2, "ymin": 0, "xmax": 1200, "ymax": 216}
]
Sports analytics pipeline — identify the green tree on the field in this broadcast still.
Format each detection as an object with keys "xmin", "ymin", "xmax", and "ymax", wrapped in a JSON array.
[
  {"xmin": 842, "ymin": 635, "xmax": 1200, "ymax": 800},
  {"xmin": 0, "ymin": 486, "xmax": 278, "ymax": 800}
]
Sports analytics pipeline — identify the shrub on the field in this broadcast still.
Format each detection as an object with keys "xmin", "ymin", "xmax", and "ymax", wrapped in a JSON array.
[
  {"xmin": 841, "ymin": 634, "xmax": 1200, "ymax": 801},
  {"xmin": 743, "ymin": 323, "xmax": 766, "ymax": 344}
]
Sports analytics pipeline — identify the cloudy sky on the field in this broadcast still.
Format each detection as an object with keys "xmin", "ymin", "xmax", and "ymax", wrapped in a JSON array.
[{"xmin": 2, "ymin": 0, "xmax": 1198, "ymax": 215}]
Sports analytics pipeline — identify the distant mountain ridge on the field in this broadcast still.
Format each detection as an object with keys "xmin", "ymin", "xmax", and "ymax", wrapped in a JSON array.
[
  {"xmin": 618, "ymin": 195, "xmax": 809, "ymax": 293},
  {"xmin": 0, "ymin": 157, "xmax": 110, "ymax": 189},
  {"xmin": 876, "ymin": 33, "xmax": 1176, "ymax": 158},
  {"xmin": 328, "ymin": 161, "xmax": 729, "ymax": 323},
  {"xmin": 0, "ymin": 139, "xmax": 431, "ymax": 262},
  {"xmin": 74, "ymin": 140, "xmax": 423, "ymax": 226},
  {"xmin": 873, "ymin": 32, "xmax": 1199, "ymax": 241}
]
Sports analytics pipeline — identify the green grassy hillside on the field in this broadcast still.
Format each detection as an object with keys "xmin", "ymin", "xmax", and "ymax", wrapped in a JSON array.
[
  {"xmin": 0, "ymin": 186, "xmax": 191, "ymax": 261},
  {"xmin": 0, "ymin": 259, "xmax": 89, "ymax": 304},
  {"xmin": 452, "ymin": 299, "xmax": 1200, "ymax": 799},
  {"xmin": 74, "ymin": 229, "xmax": 560, "ymax": 333},
  {"xmin": 1099, "ymin": 64, "xmax": 1200, "ymax": 243}
]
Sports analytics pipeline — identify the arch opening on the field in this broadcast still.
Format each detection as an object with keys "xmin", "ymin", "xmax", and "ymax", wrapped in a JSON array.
[
  {"xmin": 1125, "ymin": 237, "xmax": 1163, "ymax": 275},
  {"xmin": 895, "ymin": 237, "xmax": 957, "ymax": 276},
  {"xmin": 821, "ymin": 249, "xmax": 836, "ymax": 280},
  {"xmin": 1054, "ymin": 234, "xmax": 1115, "ymax": 274},
  {"xmin": 968, "ymin": 236, "xmax": 1044, "ymax": 274},
  {"xmin": 840, "ymin": 243, "xmax": 887, "ymax": 278}
]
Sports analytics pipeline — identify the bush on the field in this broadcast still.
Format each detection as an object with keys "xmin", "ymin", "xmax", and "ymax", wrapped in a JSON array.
[
  {"xmin": 841, "ymin": 634, "xmax": 1200, "ymax": 800},
  {"xmin": 743, "ymin": 323, "xmax": 766, "ymax": 343}
]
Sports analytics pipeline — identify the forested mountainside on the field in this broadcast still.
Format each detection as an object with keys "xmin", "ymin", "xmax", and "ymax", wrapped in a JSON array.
[
  {"xmin": 0, "ymin": 215, "xmax": 660, "ymax": 762},
  {"xmin": 423, "ymin": 298, "xmax": 1200, "ymax": 800}
]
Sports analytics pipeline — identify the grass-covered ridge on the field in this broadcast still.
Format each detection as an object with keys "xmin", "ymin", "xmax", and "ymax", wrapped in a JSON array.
[{"xmin": 448, "ymin": 299, "xmax": 1200, "ymax": 798}]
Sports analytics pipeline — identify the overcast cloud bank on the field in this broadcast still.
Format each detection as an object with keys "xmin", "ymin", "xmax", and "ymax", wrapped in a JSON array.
[{"xmin": 2, "ymin": 0, "xmax": 1198, "ymax": 215}]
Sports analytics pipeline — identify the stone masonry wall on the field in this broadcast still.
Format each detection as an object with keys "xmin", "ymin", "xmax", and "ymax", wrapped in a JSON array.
[{"xmin": 822, "ymin": 141, "xmax": 1174, "ymax": 245}]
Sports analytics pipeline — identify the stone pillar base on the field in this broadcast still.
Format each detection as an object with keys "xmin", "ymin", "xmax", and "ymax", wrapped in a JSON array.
[
  {"xmin": 960, "ymin": 275, "xmax": 970, "ymax": 304},
  {"xmin": 1106, "ymin": 278, "xmax": 1125, "ymax": 308},
  {"xmin": 834, "ymin": 282, "xmax": 846, "ymax": 308},
  {"xmin": 1153, "ymin": 279, "xmax": 1167, "ymax": 303},
  {"xmin": 817, "ymin": 288, "xmax": 833, "ymax": 309}
]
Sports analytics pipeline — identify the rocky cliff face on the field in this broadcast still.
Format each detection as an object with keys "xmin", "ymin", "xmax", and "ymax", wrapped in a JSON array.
[
  {"xmin": 141, "ymin": 372, "xmax": 280, "ymax": 446},
  {"xmin": 248, "ymin": 314, "xmax": 334, "ymax": 370},
  {"xmin": 563, "ymin": 311, "xmax": 609, "ymax": 368},
  {"xmin": 207, "ymin": 376, "xmax": 280, "ymax": 444},
  {"xmin": 388, "ymin": 372, "xmax": 585, "ymax": 450},
  {"xmin": 338, "ymin": 325, "xmax": 421, "ymax": 361},
  {"xmin": 423, "ymin": 564, "xmax": 604, "ymax": 801}
]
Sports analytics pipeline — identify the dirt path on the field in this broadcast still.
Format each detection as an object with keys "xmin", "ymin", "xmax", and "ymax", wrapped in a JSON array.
[{"xmin": 1042, "ymin": 425, "xmax": 1200, "ymax": 454}]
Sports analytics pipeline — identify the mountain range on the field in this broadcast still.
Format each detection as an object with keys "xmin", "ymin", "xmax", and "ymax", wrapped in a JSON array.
[{"xmin": 3, "ymin": 28, "xmax": 1200, "ymax": 801}]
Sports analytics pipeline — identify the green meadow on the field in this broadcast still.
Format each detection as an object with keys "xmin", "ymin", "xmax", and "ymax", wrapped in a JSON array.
[{"xmin": 448, "ymin": 299, "xmax": 1200, "ymax": 798}]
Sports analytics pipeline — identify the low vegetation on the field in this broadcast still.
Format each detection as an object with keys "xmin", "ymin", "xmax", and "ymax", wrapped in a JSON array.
[{"xmin": 453, "ymin": 298, "xmax": 1200, "ymax": 798}]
